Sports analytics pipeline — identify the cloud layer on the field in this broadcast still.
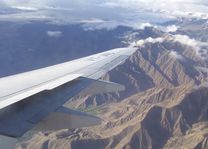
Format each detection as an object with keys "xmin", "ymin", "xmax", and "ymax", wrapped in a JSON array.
[
  {"xmin": 2, "ymin": 0, "xmax": 208, "ymax": 12},
  {"xmin": 130, "ymin": 34, "xmax": 208, "ymax": 59},
  {"xmin": 0, "ymin": 0, "xmax": 208, "ymax": 31}
]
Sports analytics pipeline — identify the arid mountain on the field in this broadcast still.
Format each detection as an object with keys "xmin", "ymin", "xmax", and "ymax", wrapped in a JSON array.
[
  {"xmin": 67, "ymin": 39, "xmax": 207, "ymax": 109},
  {"xmin": 0, "ymin": 0, "xmax": 207, "ymax": 148},
  {"xmin": 16, "ymin": 84, "xmax": 208, "ymax": 149},
  {"xmin": 16, "ymin": 24, "xmax": 208, "ymax": 149}
]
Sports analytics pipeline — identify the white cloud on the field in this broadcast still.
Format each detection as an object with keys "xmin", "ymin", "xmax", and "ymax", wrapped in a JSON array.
[
  {"xmin": 171, "ymin": 10, "xmax": 208, "ymax": 19},
  {"xmin": 3, "ymin": 0, "xmax": 208, "ymax": 13},
  {"xmin": 82, "ymin": 21, "xmax": 154, "ymax": 31},
  {"xmin": 130, "ymin": 34, "xmax": 208, "ymax": 59},
  {"xmin": 137, "ymin": 23, "xmax": 153, "ymax": 29},
  {"xmin": 101, "ymin": 0, "xmax": 208, "ymax": 20},
  {"xmin": 171, "ymin": 35, "xmax": 198, "ymax": 47},
  {"xmin": 82, "ymin": 20, "xmax": 120, "ymax": 31},
  {"xmin": 0, "ymin": 12, "xmax": 51, "ymax": 21},
  {"xmin": 1, "ymin": 0, "xmax": 208, "ymax": 31},
  {"xmin": 195, "ymin": 66, "xmax": 208, "ymax": 74},
  {"xmin": 2, "ymin": 0, "xmax": 99, "ymax": 9},
  {"xmin": 169, "ymin": 51, "xmax": 184, "ymax": 60},
  {"xmin": 130, "ymin": 37, "xmax": 165, "ymax": 47},
  {"xmin": 11, "ymin": 6, "xmax": 39, "ymax": 11},
  {"xmin": 171, "ymin": 35, "xmax": 208, "ymax": 59},
  {"xmin": 165, "ymin": 25, "xmax": 179, "ymax": 33},
  {"xmin": 47, "ymin": 31, "xmax": 62, "ymax": 37},
  {"xmin": 0, "ymin": 0, "xmax": 7, "ymax": 7},
  {"xmin": 79, "ymin": 18, "xmax": 105, "ymax": 24},
  {"xmin": 101, "ymin": 2, "xmax": 121, "ymax": 8},
  {"xmin": 145, "ymin": 37, "xmax": 164, "ymax": 43},
  {"xmin": 102, "ymin": 0, "xmax": 208, "ymax": 11}
]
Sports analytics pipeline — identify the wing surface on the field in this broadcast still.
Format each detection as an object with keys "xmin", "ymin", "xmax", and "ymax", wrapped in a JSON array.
[{"xmin": 0, "ymin": 47, "xmax": 136, "ymax": 137}]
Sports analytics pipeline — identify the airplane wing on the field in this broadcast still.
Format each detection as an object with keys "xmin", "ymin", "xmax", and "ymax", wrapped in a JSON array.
[{"xmin": 0, "ymin": 47, "xmax": 136, "ymax": 138}]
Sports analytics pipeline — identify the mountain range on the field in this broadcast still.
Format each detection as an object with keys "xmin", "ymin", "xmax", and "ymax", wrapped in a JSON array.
[{"xmin": 15, "ymin": 18, "xmax": 208, "ymax": 149}]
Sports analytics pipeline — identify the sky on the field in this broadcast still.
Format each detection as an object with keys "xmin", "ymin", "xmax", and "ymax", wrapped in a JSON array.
[
  {"xmin": 0, "ymin": 0, "xmax": 207, "ymax": 29},
  {"xmin": 1, "ymin": 0, "xmax": 207, "ymax": 15},
  {"xmin": 1, "ymin": 0, "xmax": 207, "ymax": 10}
]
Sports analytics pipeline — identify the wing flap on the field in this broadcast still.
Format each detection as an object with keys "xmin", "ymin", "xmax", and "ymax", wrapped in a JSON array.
[
  {"xmin": 0, "ymin": 135, "xmax": 17, "ymax": 149},
  {"xmin": 34, "ymin": 106, "xmax": 101, "ymax": 131},
  {"xmin": 79, "ymin": 77, "xmax": 125, "ymax": 96}
]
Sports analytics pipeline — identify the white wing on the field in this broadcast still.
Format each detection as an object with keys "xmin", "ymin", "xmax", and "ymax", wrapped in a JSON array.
[{"xmin": 0, "ymin": 47, "xmax": 136, "ymax": 137}]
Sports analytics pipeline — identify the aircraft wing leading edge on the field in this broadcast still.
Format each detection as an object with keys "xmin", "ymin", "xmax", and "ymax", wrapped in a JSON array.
[{"xmin": 0, "ymin": 47, "xmax": 136, "ymax": 138}]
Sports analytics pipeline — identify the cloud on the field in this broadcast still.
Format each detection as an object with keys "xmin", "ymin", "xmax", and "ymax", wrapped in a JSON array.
[
  {"xmin": 165, "ymin": 25, "xmax": 179, "ymax": 33},
  {"xmin": 130, "ymin": 37, "xmax": 165, "ymax": 47},
  {"xmin": 82, "ymin": 21, "xmax": 154, "ymax": 31},
  {"xmin": 131, "ymin": 34, "xmax": 208, "ymax": 59},
  {"xmin": 171, "ymin": 34, "xmax": 198, "ymax": 47},
  {"xmin": 157, "ymin": 25, "xmax": 179, "ymax": 33},
  {"xmin": 195, "ymin": 66, "xmax": 208, "ymax": 74},
  {"xmin": 171, "ymin": 10, "xmax": 208, "ymax": 19},
  {"xmin": 2, "ymin": 0, "xmax": 99, "ymax": 9},
  {"xmin": 46, "ymin": 31, "xmax": 62, "ymax": 37},
  {"xmin": 138, "ymin": 23, "xmax": 153, "ymax": 29},
  {"xmin": 11, "ymin": 6, "xmax": 39, "ymax": 11},
  {"xmin": 169, "ymin": 51, "xmax": 184, "ymax": 60},
  {"xmin": 79, "ymin": 18, "xmax": 105, "ymax": 24},
  {"xmin": 101, "ymin": 2, "xmax": 121, "ymax": 8},
  {"xmin": 3, "ymin": 0, "xmax": 208, "ymax": 13},
  {"xmin": 82, "ymin": 20, "xmax": 120, "ymax": 31},
  {"xmin": 1, "ymin": 0, "xmax": 208, "ymax": 31},
  {"xmin": 101, "ymin": 0, "xmax": 208, "ymax": 20},
  {"xmin": 171, "ymin": 35, "xmax": 208, "ymax": 59},
  {"xmin": 102, "ymin": 0, "xmax": 208, "ymax": 10},
  {"xmin": 0, "ymin": 0, "xmax": 7, "ymax": 7}
]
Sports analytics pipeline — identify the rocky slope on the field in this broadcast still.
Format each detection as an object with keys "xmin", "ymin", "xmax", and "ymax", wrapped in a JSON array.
[
  {"xmin": 16, "ymin": 31, "xmax": 208, "ymax": 149},
  {"xmin": 67, "ymin": 39, "xmax": 207, "ymax": 109},
  {"xmin": 16, "ymin": 84, "xmax": 208, "ymax": 149},
  {"xmin": 15, "ymin": 20, "xmax": 208, "ymax": 149}
]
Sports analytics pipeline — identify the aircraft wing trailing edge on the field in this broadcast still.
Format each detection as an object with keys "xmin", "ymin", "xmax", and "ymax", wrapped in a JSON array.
[{"xmin": 0, "ymin": 47, "xmax": 136, "ymax": 138}]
